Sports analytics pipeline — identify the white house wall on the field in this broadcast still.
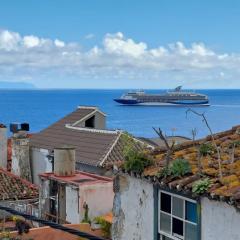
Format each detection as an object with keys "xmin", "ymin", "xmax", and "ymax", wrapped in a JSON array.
[
  {"xmin": 31, "ymin": 148, "xmax": 52, "ymax": 184},
  {"xmin": 66, "ymin": 186, "xmax": 80, "ymax": 223},
  {"xmin": 112, "ymin": 175, "xmax": 154, "ymax": 240},
  {"xmin": 201, "ymin": 197, "xmax": 240, "ymax": 240}
]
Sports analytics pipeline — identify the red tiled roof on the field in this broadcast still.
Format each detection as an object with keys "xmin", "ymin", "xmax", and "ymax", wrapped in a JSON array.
[
  {"xmin": 118, "ymin": 125, "xmax": 240, "ymax": 208},
  {"xmin": 0, "ymin": 168, "xmax": 38, "ymax": 200}
]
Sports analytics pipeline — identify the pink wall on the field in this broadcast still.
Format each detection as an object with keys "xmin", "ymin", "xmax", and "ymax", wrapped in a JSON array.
[{"xmin": 79, "ymin": 181, "xmax": 114, "ymax": 220}]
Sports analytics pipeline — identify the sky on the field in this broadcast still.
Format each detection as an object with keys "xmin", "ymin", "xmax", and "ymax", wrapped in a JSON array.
[{"xmin": 0, "ymin": 0, "xmax": 240, "ymax": 89}]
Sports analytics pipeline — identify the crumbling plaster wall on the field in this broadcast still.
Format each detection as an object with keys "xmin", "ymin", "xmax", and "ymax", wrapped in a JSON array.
[
  {"xmin": 112, "ymin": 175, "xmax": 154, "ymax": 240},
  {"xmin": 0, "ymin": 127, "xmax": 7, "ymax": 169},
  {"xmin": 201, "ymin": 197, "xmax": 240, "ymax": 240},
  {"xmin": 31, "ymin": 148, "xmax": 52, "ymax": 184},
  {"xmin": 39, "ymin": 179, "xmax": 50, "ymax": 219},
  {"xmin": 12, "ymin": 137, "xmax": 32, "ymax": 182},
  {"xmin": 66, "ymin": 186, "xmax": 80, "ymax": 223}
]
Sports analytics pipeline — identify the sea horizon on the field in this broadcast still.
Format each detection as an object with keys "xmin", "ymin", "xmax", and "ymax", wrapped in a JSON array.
[
  {"xmin": 2, "ymin": 87, "xmax": 240, "ymax": 90},
  {"xmin": 1, "ymin": 89, "xmax": 240, "ymax": 139}
]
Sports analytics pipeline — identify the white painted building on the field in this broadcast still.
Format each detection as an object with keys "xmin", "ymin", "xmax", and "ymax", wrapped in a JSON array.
[
  {"xmin": 112, "ymin": 174, "xmax": 240, "ymax": 240},
  {"xmin": 39, "ymin": 146, "xmax": 114, "ymax": 224}
]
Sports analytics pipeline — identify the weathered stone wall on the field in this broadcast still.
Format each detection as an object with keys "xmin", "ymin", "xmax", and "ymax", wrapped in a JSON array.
[
  {"xmin": 12, "ymin": 136, "xmax": 32, "ymax": 182},
  {"xmin": 39, "ymin": 178, "xmax": 50, "ymax": 219},
  {"xmin": 112, "ymin": 175, "xmax": 154, "ymax": 240},
  {"xmin": 0, "ymin": 127, "xmax": 7, "ymax": 169},
  {"xmin": 201, "ymin": 197, "xmax": 240, "ymax": 240}
]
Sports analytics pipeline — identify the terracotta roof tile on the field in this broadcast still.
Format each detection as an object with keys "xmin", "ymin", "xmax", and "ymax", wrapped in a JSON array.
[
  {"xmin": 0, "ymin": 169, "xmax": 38, "ymax": 200},
  {"xmin": 119, "ymin": 125, "xmax": 240, "ymax": 207}
]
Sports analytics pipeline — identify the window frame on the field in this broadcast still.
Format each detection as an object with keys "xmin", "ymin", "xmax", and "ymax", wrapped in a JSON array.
[{"xmin": 158, "ymin": 190, "xmax": 198, "ymax": 240}]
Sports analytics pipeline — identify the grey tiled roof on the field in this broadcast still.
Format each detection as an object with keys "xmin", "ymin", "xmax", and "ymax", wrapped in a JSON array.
[
  {"xmin": 30, "ymin": 107, "xmax": 121, "ymax": 167},
  {"xmin": 104, "ymin": 134, "xmax": 145, "ymax": 166}
]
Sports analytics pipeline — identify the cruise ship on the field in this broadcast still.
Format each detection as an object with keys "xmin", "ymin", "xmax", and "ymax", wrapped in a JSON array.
[{"xmin": 114, "ymin": 86, "xmax": 209, "ymax": 106}]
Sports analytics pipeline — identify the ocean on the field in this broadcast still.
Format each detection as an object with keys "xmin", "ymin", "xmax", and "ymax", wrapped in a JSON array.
[{"xmin": 0, "ymin": 89, "xmax": 240, "ymax": 139}]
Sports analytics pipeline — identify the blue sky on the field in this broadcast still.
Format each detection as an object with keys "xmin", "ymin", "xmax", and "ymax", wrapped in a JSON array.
[{"xmin": 0, "ymin": 0, "xmax": 240, "ymax": 88}]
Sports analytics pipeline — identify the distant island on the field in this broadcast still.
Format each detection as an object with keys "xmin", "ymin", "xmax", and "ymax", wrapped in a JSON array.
[{"xmin": 0, "ymin": 81, "xmax": 36, "ymax": 89}]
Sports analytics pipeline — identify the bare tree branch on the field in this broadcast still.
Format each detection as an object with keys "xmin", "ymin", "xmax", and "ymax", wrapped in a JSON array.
[
  {"xmin": 153, "ymin": 127, "xmax": 175, "ymax": 169},
  {"xmin": 230, "ymin": 143, "xmax": 236, "ymax": 164},
  {"xmin": 186, "ymin": 108, "xmax": 223, "ymax": 179}
]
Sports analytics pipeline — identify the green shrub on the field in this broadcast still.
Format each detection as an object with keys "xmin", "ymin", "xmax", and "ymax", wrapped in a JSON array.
[
  {"xmin": 94, "ymin": 216, "xmax": 112, "ymax": 238},
  {"xmin": 170, "ymin": 158, "xmax": 191, "ymax": 177},
  {"xmin": 157, "ymin": 166, "xmax": 171, "ymax": 178},
  {"xmin": 124, "ymin": 150, "xmax": 153, "ymax": 174},
  {"xmin": 199, "ymin": 143, "xmax": 214, "ymax": 156},
  {"xmin": 192, "ymin": 178, "xmax": 211, "ymax": 194},
  {"xmin": 122, "ymin": 133, "xmax": 152, "ymax": 173}
]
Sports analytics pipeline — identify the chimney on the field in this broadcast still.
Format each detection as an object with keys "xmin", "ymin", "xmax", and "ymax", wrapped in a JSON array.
[
  {"xmin": 11, "ymin": 123, "xmax": 32, "ymax": 182},
  {"xmin": 0, "ymin": 124, "xmax": 7, "ymax": 169},
  {"xmin": 54, "ymin": 146, "xmax": 75, "ymax": 177}
]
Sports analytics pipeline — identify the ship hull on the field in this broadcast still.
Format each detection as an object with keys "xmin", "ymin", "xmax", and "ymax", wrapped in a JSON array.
[{"xmin": 114, "ymin": 99, "xmax": 210, "ymax": 106}]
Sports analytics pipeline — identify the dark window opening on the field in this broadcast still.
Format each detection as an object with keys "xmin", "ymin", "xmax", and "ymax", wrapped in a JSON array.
[
  {"xmin": 49, "ymin": 180, "xmax": 58, "ymax": 218},
  {"xmin": 85, "ymin": 115, "xmax": 95, "ymax": 128},
  {"xmin": 172, "ymin": 218, "xmax": 183, "ymax": 237},
  {"xmin": 50, "ymin": 180, "xmax": 58, "ymax": 196},
  {"xmin": 161, "ymin": 192, "xmax": 171, "ymax": 213},
  {"xmin": 161, "ymin": 236, "xmax": 173, "ymax": 240}
]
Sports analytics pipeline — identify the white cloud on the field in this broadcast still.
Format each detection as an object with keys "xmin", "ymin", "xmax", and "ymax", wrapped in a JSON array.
[
  {"xmin": 103, "ymin": 32, "xmax": 147, "ymax": 57},
  {"xmin": 54, "ymin": 39, "xmax": 65, "ymax": 47},
  {"xmin": 23, "ymin": 35, "xmax": 40, "ymax": 48},
  {"xmin": 0, "ymin": 30, "xmax": 21, "ymax": 51},
  {"xmin": 0, "ymin": 29, "xmax": 240, "ymax": 88}
]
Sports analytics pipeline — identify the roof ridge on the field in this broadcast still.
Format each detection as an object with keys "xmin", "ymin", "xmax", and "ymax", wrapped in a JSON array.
[
  {"xmin": 77, "ymin": 106, "xmax": 107, "ymax": 116},
  {"xmin": 65, "ymin": 124, "xmax": 121, "ymax": 135},
  {"xmin": 153, "ymin": 125, "xmax": 240, "ymax": 154},
  {"xmin": 77, "ymin": 106, "xmax": 98, "ymax": 110},
  {"xmin": 99, "ymin": 131, "xmax": 123, "ymax": 167}
]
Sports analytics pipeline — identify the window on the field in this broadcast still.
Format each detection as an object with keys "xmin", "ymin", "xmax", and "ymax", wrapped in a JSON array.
[
  {"xmin": 85, "ymin": 115, "xmax": 95, "ymax": 128},
  {"xmin": 159, "ymin": 190, "xmax": 198, "ymax": 240}
]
